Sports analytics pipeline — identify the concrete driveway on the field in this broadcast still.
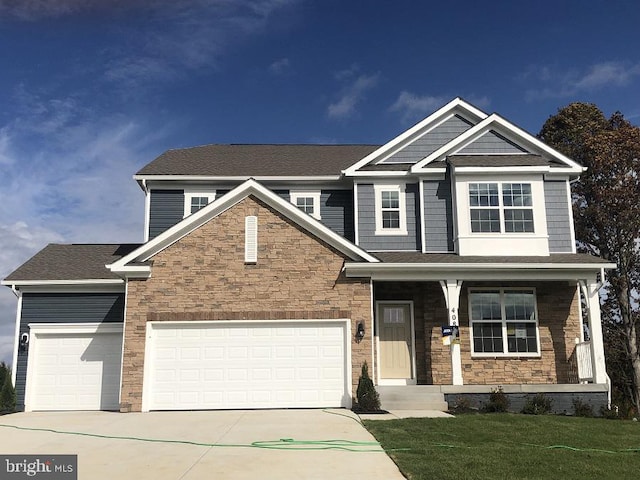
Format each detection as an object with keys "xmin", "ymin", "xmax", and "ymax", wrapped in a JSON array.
[{"xmin": 0, "ymin": 409, "xmax": 405, "ymax": 479}]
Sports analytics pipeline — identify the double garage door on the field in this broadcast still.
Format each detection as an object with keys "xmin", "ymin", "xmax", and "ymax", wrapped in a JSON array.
[
  {"xmin": 27, "ymin": 321, "xmax": 349, "ymax": 411},
  {"xmin": 144, "ymin": 321, "xmax": 349, "ymax": 411}
]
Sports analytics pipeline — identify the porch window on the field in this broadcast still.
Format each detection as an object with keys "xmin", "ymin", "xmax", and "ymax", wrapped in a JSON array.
[
  {"xmin": 469, "ymin": 183, "xmax": 534, "ymax": 233},
  {"xmin": 469, "ymin": 289, "xmax": 539, "ymax": 356}
]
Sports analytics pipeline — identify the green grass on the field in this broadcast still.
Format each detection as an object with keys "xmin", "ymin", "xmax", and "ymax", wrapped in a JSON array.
[{"xmin": 364, "ymin": 414, "xmax": 640, "ymax": 480}]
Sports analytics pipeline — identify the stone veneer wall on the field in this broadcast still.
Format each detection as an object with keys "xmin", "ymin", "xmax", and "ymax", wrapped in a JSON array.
[
  {"xmin": 374, "ymin": 281, "xmax": 581, "ymax": 386},
  {"xmin": 120, "ymin": 196, "xmax": 372, "ymax": 412}
]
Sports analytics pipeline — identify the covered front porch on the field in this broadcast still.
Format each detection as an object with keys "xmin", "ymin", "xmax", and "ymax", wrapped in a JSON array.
[{"xmin": 344, "ymin": 253, "xmax": 614, "ymax": 413}]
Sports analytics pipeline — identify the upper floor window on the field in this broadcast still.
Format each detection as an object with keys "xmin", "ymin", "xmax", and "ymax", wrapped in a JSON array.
[
  {"xmin": 469, "ymin": 288, "xmax": 539, "ymax": 356},
  {"xmin": 374, "ymin": 183, "xmax": 407, "ymax": 235},
  {"xmin": 290, "ymin": 191, "xmax": 321, "ymax": 220},
  {"xmin": 469, "ymin": 182, "xmax": 534, "ymax": 233},
  {"xmin": 184, "ymin": 190, "xmax": 216, "ymax": 217}
]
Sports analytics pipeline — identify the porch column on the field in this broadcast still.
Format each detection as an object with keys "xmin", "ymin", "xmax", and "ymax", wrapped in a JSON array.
[
  {"xmin": 439, "ymin": 280, "xmax": 463, "ymax": 385},
  {"xmin": 579, "ymin": 279, "xmax": 607, "ymax": 384}
]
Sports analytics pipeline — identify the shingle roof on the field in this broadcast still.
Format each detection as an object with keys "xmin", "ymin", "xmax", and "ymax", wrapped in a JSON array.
[
  {"xmin": 4, "ymin": 244, "xmax": 141, "ymax": 282},
  {"xmin": 447, "ymin": 155, "xmax": 559, "ymax": 168},
  {"xmin": 137, "ymin": 144, "xmax": 381, "ymax": 177},
  {"xmin": 374, "ymin": 252, "xmax": 612, "ymax": 265}
]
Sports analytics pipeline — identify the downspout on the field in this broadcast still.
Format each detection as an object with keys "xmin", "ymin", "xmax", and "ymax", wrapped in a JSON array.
[
  {"xmin": 142, "ymin": 179, "xmax": 150, "ymax": 243},
  {"xmin": 10, "ymin": 285, "xmax": 22, "ymax": 387}
]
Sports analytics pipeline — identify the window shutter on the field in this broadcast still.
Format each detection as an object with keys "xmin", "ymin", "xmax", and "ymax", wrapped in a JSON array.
[{"xmin": 245, "ymin": 216, "xmax": 258, "ymax": 263}]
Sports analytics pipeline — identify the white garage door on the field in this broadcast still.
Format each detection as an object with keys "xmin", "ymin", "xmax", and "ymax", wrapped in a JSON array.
[
  {"xmin": 145, "ymin": 321, "xmax": 349, "ymax": 411},
  {"xmin": 27, "ymin": 323, "xmax": 123, "ymax": 411}
]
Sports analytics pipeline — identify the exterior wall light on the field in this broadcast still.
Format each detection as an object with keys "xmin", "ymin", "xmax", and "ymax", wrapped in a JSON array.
[{"xmin": 355, "ymin": 322, "xmax": 365, "ymax": 343}]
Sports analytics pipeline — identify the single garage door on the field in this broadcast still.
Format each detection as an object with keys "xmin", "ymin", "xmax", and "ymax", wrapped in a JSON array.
[
  {"xmin": 26, "ymin": 323, "xmax": 123, "ymax": 411},
  {"xmin": 145, "ymin": 320, "xmax": 349, "ymax": 411}
]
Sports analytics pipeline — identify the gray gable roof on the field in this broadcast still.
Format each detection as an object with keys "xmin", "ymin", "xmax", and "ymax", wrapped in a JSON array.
[
  {"xmin": 4, "ymin": 244, "xmax": 141, "ymax": 282},
  {"xmin": 137, "ymin": 144, "xmax": 380, "ymax": 177}
]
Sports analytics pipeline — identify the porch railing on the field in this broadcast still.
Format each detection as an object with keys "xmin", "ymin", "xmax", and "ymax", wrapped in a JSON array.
[{"xmin": 575, "ymin": 341, "xmax": 593, "ymax": 383}]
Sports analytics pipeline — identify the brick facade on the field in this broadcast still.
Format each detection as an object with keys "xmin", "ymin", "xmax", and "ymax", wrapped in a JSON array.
[
  {"xmin": 120, "ymin": 196, "xmax": 372, "ymax": 412},
  {"xmin": 374, "ymin": 281, "xmax": 581, "ymax": 386}
]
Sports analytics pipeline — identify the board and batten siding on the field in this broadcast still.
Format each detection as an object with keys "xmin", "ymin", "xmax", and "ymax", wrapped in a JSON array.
[
  {"xmin": 423, "ymin": 178, "xmax": 455, "ymax": 252},
  {"xmin": 148, "ymin": 189, "xmax": 184, "ymax": 239},
  {"xmin": 15, "ymin": 293, "xmax": 125, "ymax": 411},
  {"xmin": 383, "ymin": 115, "xmax": 474, "ymax": 164},
  {"xmin": 544, "ymin": 181, "xmax": 574, "ymax": 253},
  {"xmin": 357, "ymin": 183, "xmax": 421, "ymax": 251},
  {"xmin": 457, "ymin": 130, "xmax": 527, "ymax": 154}
]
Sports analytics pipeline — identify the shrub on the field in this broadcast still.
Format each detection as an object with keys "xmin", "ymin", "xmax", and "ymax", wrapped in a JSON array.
[
  {"xmin": 356, "ymin": 362, "xmax": 381, "ymax": 412},
  {"xmin": 449, "ymin": 395, "xmax": 477, "ymax": 414},
  {"xmin": 522, "ymin": 393, "xmax": 553, "ymax": 415},
  {"xmin": 572, "ymin": 398, "xmax": 594, "ymax": 417},
  {"xmin": 482, "ymin": 387, "xmax": 509, "ymax": 413},
  {"xmin": 0, "ymin": 363, "xmax": 15, "ymax": 413}
]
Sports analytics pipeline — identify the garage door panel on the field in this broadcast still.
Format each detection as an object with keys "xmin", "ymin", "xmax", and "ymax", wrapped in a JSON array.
[
  {"xmin": 147, "ymin": 322, "xmax": 348, "ymax": 410},
  {"xmin": 29, "ymin": 329, "xmax": 123, "ymax": 411}
]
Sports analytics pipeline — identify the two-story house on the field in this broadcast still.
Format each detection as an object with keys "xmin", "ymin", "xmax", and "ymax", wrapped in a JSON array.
[{"xmin": 3, "ymin": 98, "xmax": 614, "ymax": 414}]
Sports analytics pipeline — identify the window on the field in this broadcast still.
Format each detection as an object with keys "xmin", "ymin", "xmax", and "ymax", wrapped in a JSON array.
[
  {"xmin": 290, "ymin": 191, "xmax": 321, "ymax": 220},
  {"xmin": 184, "ymin": 190, "xmax": 216, "ymax": 218},
  {"xmin": 245, "ymin": 216, "xmax": 258, "ymax": 263},
  {"xmin": 374, "ymin": 184, "xmax": 407, "ymax": 235},
  {"xmin": 469, "ymin": 289, "xmax": 539, "ymax": 355},
  {"xmin": 469, "ymin": 183, "xmax": 534, "ymax": 233}
]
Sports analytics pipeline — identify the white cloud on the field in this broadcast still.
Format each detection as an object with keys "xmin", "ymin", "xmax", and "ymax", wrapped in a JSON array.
[
  {"xmin": 389, "ymin": 92, "xmax": 490, "ymax": 123},
  {"xmin": 523, "ymin": 61, "xmax": 640, "ymax": 101},
  {"xmin": 327, "ymin": 71, "xmax": 381, "ymax": 119},
  {"xmin": 269, "ymin": 58, "xmax": 291, "ymax": 75}
]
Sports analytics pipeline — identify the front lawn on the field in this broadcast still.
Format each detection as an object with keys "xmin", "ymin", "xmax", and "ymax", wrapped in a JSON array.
[{"xmin": 364, "ymin": 414, "xmax": 640, "ymax": 480}]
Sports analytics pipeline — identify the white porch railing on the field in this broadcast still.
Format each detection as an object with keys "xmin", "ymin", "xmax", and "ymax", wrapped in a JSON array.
[{"xmin": 576, "ymin": 341, "xmax": 593, "ymax": 383}]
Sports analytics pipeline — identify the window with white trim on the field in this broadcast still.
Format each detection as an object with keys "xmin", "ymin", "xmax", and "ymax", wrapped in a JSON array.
[
  {"xmin": 374, "ymin": 184, "xmax": 407, "ymax": 235},
  {"xmin": 290, "ymin": 191, "xmax": 321, "ymax": 220},
  {"xmin": 469, "ymin": 289, "xmax": 539, "ymax": 355},
  {"xmin": 469, "ymin": 183, "xmax": 534, "ymax": 233},
  {"xmin": 184, "ymin": 190, "xmax": 216, "ymax": 217}
]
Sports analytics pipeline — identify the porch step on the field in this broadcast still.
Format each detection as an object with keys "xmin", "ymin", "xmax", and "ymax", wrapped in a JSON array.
[{"xmin": 377, "ymin": 386, "xmax": 449, "ymax": 411}]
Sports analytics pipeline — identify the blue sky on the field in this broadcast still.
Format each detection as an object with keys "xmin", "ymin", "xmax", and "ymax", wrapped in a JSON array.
[{"xmin": 0, "ymin": 0, "xmax": 639, "ymax": 365}]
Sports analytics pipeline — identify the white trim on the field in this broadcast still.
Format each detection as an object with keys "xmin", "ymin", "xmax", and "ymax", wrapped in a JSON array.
[
  {"xmin": 143, "ymin": 183, "xmax": 150, "ymax": 243},
  {"xmin": 183, "ymin": 187, "xmax": 216, "ymax": 218},
  {"xmin": 411, "ymin": 114, "xmax": 585, "ymax": 174},
  {"xmin": 419, "ymin": 180, "xmax": 426, "ymax": 253},
  {"xmin": 467, "ymin": 287, "xmax": 541, "ymax": 358},
  {"xmin": 244, "ymin": 215, "xmax": 258, "ymax": 263},
  {"xmin": 454, "ymin": 166, "xmax": 551, "ymax": 174},
  {"xmin": 2, "ymin": 279, "xmax": 124, "ymax": 287},
  {"xmin": 374, "ymin": 183, "xmax": 408, "ymax": 236},
  {"xmin": 6, "ymin": 285, "xmax": 125, "ymax": 294},
  {"xmin": 24, "ymin": 322, "xmax": 124, "ymax": 412},
  {"xmin": 107, "ymin": 179, "xmax": 379, "ymax": 275},
  {"xmin": 566, "ymin": 179, "xmax": 577, "ymax": 254},
  {"xmin": 11, "ymin": 292, "xmax": 22, "ymax": 386},
  {"xmin": 347, "ymin": 171, "xmax": 413, "ymax": 178},
  {"xmin": 343, "ymin": 98, "xmax": 488, "ymax": 175},
  {"xmin": 375, "ymin": 301, "xmax": 416, "ymax": 385},
  {"xmin": 353, "ymin": 183, "xmax": 360, "ymax": 245},
  {"xmin": 119, "ymin": 279, "xmax": 129, "ymax": 410},
  {"xmin": 369, "ymin": 278, "xmax": 375, "ymax": 384},
  {"xmin": 141, "ymin": 319, "xmax": 352, "ymax": 412},
  {"xmin": 289, "ymin": 190, "xmax": 321, "ymax": 220}
]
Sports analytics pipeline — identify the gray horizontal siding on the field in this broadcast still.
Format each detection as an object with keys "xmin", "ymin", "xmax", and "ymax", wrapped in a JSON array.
[
  {"xmin": 423, "ymin": 178, "xmax": 454, "ymax": 252},
  {"xmin": 458, "ymin": 130, "xmax": 527, "ymax": 154},
  {"xmin": 357, "ymin": 183, "xmax": 420, "ymax": 251},
  {"xmin": 321, "ymin": 190, "xmax": 354, "ymax": 241},
  {"xmin": 149, "ymin": 189, "xmax": 184, "ymax": 239},
  {"xmin": 384, "ymin": 115, "xmax": 474, "ymax": 164},
  {"xmin": 544, "ymin": 181, "xmax": 574, "ymax": 252},
  {"xmin": 15, "ymin": 293, "xmax": 125, "ymax": 411}
]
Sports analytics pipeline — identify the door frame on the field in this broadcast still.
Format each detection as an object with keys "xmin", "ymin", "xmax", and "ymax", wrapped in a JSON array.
[{"xmin": 375, "ymin": 301, "xmax": 416, "ymax": 386}]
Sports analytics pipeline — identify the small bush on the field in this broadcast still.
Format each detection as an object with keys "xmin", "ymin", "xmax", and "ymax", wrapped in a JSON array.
[
  {"xmin": 482, "ymin": 387, "xmax": 509, "ymax": 413},
  {"xmin": 572, "ymin": 398, "xmax": 594, "ymax": 417},
  {"xmin": 522, "ymin": 393, "xmax": 553, "ymax": 415},
  {"xmin": 355, "ymin": 362, "xmax": 381, "ymax": 412},
  {"xmin": 449, "ymin": 395, "xmax": 477, "ymax": 414}
]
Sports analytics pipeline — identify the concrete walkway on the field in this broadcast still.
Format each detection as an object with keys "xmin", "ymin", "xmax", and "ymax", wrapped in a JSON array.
[{"xmin": 0, "ymin": 410, "xmax": 405, "ymax": 480}]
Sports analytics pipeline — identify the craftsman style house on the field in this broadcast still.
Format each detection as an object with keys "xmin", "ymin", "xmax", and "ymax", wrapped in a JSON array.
[{"xmin": 3, "ymin": 98, "xmax": 614, "ymax": 413}]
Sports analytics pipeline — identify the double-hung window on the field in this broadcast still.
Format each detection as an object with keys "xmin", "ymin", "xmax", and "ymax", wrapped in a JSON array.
[
  {"xmin": 184, "ymin": 189, "xmax": 216, "ymax": 217},
  {"xmin": 374, "ymin": 184, "xmax": 407, "ymax": 235},
  {"xmin": 290, "ymin": 191, "xmax": 321, "ymax": 220},
  {"xmin": 469, "ymin": 289, "xmax": 539, "ymax": 356},
  {"xmin": 469, "ymin": 183, "xmax": 534, "ymax": 233}
]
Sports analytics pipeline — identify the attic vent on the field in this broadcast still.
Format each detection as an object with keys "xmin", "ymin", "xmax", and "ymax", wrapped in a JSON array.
[{"xmin": 245, "ymin": 216, "xmax": 258, "ymax": 263}]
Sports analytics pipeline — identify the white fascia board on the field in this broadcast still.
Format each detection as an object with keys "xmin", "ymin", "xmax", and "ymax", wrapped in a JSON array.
[
  {"xmin": 108, "ymin": 265, "xmax": 151, "ymax": 278},
  {"xmin": 346, "ymin": 171, "xmax": 413, "ymax": 178},
  {"xmin": 343, "ymin": 98, "xmax": 488, "ymax": 175},
  {"xmin": 411, "ymin": 114, "xmax": 585, "ymax": 173},
  {"xmin": 453, "ymin": 166, "xmax": 551, "ymax": 174},
  {"xmin": 108, "ymin": 178, "xmax": 379, "ymax": 269},
  {"xmin": 133, "ymin": 175, "xmax": 342, "ymax": 182},
  {"xmin": 2, "ymin": 279, "xmax": 124, "ymax": 288}
]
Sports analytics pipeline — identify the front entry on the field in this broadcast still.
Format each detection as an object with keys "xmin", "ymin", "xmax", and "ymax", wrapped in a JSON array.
[{"xmin": 377, "ymin": 302, "xmax": 414, "ymax": 384}]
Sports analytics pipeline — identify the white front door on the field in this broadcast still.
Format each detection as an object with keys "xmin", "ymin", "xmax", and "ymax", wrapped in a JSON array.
[{"xmin": 377, "ymin": 303, "xmax": 414, "ymax": 383}]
